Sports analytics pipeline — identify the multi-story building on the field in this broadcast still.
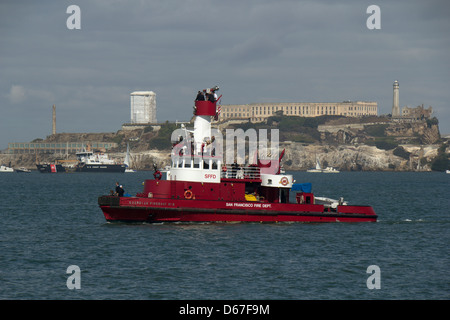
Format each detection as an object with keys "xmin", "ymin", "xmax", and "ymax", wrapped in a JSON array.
[{"xmin": 217, "ymin": 101, "xmax": 378, "ymax": 122}]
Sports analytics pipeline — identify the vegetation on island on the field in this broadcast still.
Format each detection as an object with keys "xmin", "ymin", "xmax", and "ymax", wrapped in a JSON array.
[{"xmin": 430, "ymin": 143, "xmax": 450, "ymax": 171}]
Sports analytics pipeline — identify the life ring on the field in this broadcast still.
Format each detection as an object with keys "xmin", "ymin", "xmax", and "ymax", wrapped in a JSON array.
[
  {"xmin": 153, "ymin": 170, "xmax": 162, "ymax": 180},
  {"xmin": 280, "ymin": 177, "xmax": 289, "ymax": 186},
  {"xmin": 222, "ymin": 165, "xmax": 227, "ymax": 172},
  {"xmin": 184, "ymin": 190, "xmax": 193, "ymax": 200}
]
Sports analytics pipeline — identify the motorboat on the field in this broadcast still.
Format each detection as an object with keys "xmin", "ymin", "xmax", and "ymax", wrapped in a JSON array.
[{"xmin": 0, "ymin": 164, "xmax": 14, "ymax": 173}]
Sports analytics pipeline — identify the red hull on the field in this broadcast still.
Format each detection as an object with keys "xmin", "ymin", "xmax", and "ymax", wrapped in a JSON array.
[{"xmin": 98, "ymin": 196, "xmax": 377, "ymax": 223}]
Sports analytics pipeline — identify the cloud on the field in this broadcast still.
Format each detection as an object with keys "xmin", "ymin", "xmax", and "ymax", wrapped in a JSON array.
[
  {"xmin": 229, "ymin": 36, "xmax": 283, "ymax": 64},
  {"xmin": 6, "ymin": 84, "xmax": 55, "ymax": 104},
  {"xmin": 7, "ymin": 85, "xmax": 26, "ymax": 103}
]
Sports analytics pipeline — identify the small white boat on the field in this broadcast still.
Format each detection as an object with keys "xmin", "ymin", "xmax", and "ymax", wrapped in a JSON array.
[
  {"xmin": 124, "ymin": 143, "xmax": 136, "ymax": 173},
  {"xmin": 0, "ymin": 164, "xmax": 14, "ymax": 173},
  {"xmin": 307, "ymin": 159, "xmax": 339, "ymax": 173},
  {"xmin": 15, "ymin": 167, "xmax": 31, "ymax": 173},
  {"xmin": 323, "ymin": 166, "xmax": 340, "ymax": 173},
  {"xmin": 446, "ymin": 170, "xmax": 450, "ymax": 174},
  {"xmin": 307, "ymin": 159, "xmax": 323, "ymax": 172}
]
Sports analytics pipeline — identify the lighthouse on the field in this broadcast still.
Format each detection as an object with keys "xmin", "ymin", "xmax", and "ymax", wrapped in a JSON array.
[{"xmin": 392, "ymin": 80, "xmax": 400, "ymax": 117}]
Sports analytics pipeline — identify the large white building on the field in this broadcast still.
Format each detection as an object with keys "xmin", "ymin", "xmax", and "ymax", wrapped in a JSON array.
[
  {"xmin": 218, "ymin": 101, "xmax": 378, "ymax": 123},
  {"xmin": 130, "ymin": 91, "xmax": 157, "ymax": 124}
]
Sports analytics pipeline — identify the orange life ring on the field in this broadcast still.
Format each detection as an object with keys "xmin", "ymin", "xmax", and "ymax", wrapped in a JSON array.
[
  {"xmin": 280, "ymin": 177, "xmax": 289, "ymax": 186},
  {"xmin": 153, "ymin": 170, "xmax": 162, "ymax": 180},
  {"xmin": 184, "ymin": 190, "xmax": 193, "ymax": 200}
]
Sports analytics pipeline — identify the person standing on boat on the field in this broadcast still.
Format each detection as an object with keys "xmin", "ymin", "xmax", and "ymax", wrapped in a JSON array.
[
  {"xmin": 231, "ymin": 160, "xmax": 239, "ymax": 178},
  {"xmin": 206, "ymin": 89, "xmax": 215, "ymax": 102},
  {"xmin": 115, "ymin": 182, "xmax": 124, "ymax": 197},
  {"xmin": 195, "ymin": 91, "xmax": 204, "ymax": 101}
]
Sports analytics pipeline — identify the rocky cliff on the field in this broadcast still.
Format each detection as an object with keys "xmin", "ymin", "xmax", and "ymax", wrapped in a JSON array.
[
  {"xmin": 1, "ymin": 117, "xmax": 445, "ymax": 171},
  {"xmin": 280, "ymin": 143, "xmax": 440, "ymax": 171}
]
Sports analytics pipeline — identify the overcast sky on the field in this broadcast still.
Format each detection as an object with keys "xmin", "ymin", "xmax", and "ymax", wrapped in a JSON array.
[{"xmin": 1, "ymin": 0, "xmax": 449, "ymax": 150}]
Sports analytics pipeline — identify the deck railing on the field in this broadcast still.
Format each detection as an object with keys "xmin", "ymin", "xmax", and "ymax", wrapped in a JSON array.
[{"xmin": 221, "ymin": 165, "xmax": 261, "ymax": 180}]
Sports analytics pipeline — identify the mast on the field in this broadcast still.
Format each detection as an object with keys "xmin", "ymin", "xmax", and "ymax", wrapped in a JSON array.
[{"xmin": 124, "ymin": 143, "xmax": 130, "ymax": 167}]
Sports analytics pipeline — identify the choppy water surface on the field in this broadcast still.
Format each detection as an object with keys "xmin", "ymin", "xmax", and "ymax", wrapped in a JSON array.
[{"xmin": 0, "ymin": 171, "xmax": 448, "ymax": 299}]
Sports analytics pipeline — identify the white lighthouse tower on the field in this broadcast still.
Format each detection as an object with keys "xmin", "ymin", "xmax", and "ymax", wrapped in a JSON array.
[{"xmin": 392, "ymin": 80, "xmax": 400, "ymax": 117}]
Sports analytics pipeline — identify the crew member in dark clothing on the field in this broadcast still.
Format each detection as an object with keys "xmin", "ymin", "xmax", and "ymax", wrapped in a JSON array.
[
  {"xmin": 206, "ymin": 92, "xmax": 215, "ymax": 102},
  {"xmin": 195, "ymin": 91, "xmax": 205, "ymax": 101},
  {"xmin": 231, "ymin": 160, "xmax": 239, "ymax": 178},
  {"xmin": 115, "ymin": 182, "xmax": 124, "ymax": 197}
]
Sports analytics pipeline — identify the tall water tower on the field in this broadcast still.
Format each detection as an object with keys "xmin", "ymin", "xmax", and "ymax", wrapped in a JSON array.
[{"xmin": 130, "ymin": 91, "xmax": 157, "ymax": 124}]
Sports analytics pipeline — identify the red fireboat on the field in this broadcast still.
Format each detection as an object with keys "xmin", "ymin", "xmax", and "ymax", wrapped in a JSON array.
[{"xmin": 98, "ymin": 87, "xmax": 377, "ymax": 223}]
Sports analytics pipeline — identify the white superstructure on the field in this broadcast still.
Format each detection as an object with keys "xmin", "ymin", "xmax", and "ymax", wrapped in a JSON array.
[
  {"xmin": 0, "ymin": 165, "xmax": 14, "ymax": 173},
  {"xmin": 76, "ymin": 151, "xmax": 117, "ymax": 165}
]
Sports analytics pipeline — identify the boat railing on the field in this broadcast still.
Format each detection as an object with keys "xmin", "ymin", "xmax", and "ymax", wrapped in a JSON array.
[{"xmin": 221, "ymin": 165, "xmax": 261, "ymax": 180}]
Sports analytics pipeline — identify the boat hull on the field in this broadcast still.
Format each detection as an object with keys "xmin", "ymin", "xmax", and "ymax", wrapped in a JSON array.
[
  {"xmin": 76, "ymin": 164, "xmax": 126, "ymax": 173},
  {"xmin": 36, "ymin": 164, "xmax": 66, "ymax": 173},
  {"xmin": 37, "ymin": 163, "xmax": 126, "ymax": 173},
  {"xmin": 98, "ymin": 196, "xmax": 377, "ymax": 223}
]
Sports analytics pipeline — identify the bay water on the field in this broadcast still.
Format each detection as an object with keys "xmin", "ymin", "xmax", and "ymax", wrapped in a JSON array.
[{"xmin": 0, "ymin": 171, "xmax": 448, "ymax": 300}]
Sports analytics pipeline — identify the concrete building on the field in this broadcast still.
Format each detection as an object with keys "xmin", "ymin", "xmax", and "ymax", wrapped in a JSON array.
[
  {"xmin": 402, "ymin": 104, "xmax": 433, "ymax": 121},
  {"xmin": 130, "ymin": 91, "xmax": 157, "ymax": 124},
  {"xmin": 217, "ymin": 101, "xmax": 378, "ymax": 123},
  {"xmin": 7, "ymin": 142, "xmax": 117, "ymax": 155},
  {"xmin": 392, "ymin": 80, "xmax": 400, "ymax": 117}
]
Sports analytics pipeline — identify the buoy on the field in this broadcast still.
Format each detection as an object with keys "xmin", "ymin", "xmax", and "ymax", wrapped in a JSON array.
[{"xmin": 184, "ymin": 190, "xmax": 193, "ymax": 200}]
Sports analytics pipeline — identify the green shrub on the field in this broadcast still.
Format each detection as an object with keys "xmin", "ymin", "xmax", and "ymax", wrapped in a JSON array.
[
  {"xmin": 367, "ymin": 137, "xmax": 398, "ymax": 150},
  {"xmin": 111, "ymin": 134, "xmax": 124, "ymax": 144},
  {"xmin": 431, "ymin": 154, "xmax": 449, "ymax": 171},
  {"xmin": 365, "ymin": 124, "xmax": 388, "ymax": 137},
  {"xmin": 148, "ymin": 122, "xmax": 177, "ymax": 150},
  {"xmin": 144, "ymin": 126, "xmax": 154, "ymax": 133},
  {"xmin": 426, "ymin": 117, "xmax": 439, "ymax": 128},
  {"xmin": 393, "ymin": 146, "xmax": 411, "ymax": 160},
  {"xmin": 430, "ymin": 143, "xmax": 449, "ymax": 171}
]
